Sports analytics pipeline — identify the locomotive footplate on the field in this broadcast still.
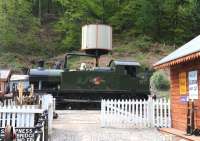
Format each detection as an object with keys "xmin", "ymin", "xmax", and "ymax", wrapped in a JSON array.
[{"xmin": 62, "ymin": 99, "xmax": 100, "ymax": 103}]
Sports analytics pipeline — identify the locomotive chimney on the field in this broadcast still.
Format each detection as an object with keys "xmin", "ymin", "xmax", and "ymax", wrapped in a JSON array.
[{"xmin": 37, "ymin": 60, "xmax": 44, "ymax": 69}]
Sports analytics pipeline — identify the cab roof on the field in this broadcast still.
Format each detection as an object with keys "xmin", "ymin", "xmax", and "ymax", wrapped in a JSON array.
[{"xmin": 111, "ymin": 60, "xmax": 141, "ymax": 66}]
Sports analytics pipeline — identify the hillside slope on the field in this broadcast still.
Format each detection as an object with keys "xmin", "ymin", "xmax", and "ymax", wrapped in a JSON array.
[
  {"xmin": 0, "ymin": 33, "xmax": 175, "ymax": 71},
  {"xmin": 2, "ymin": 0, "xmax": 191, "ymax": 70}
]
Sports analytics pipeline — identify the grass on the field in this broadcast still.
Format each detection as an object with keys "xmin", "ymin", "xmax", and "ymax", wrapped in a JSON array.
[{"xmin": 157, "ymin": 90, "xmax": 170, "ymax": 99}]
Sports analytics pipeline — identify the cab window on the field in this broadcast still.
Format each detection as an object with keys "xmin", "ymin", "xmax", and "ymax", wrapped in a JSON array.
[{"xmin": 125, "ymin": 66, "xmax": 136, "ymax": 77}]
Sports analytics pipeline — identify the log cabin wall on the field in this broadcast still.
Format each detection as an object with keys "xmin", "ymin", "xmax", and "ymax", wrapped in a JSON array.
[{"xmin": 170, "ymin": 58, "xmax": 200, "ymax": 131}]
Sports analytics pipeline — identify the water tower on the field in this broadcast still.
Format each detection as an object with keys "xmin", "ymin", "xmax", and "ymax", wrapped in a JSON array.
[{"xmin": 81, "ymin": 24, "xmax": 112, "ymax": 66}]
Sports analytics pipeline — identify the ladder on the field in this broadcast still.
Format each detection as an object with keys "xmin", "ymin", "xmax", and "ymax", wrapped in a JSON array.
[{"xmin": 186, "ymin": 100, "xmax": 195, "ymax": 135}]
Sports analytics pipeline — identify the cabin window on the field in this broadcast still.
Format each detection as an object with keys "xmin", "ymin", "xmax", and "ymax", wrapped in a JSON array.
[
  {"xmin": 110, "ymin": 62, "xmax": 115, "ymax": 71},
  {"xmin": 125, "ymin": 66, "xmax": 136, "ymax": 77}
]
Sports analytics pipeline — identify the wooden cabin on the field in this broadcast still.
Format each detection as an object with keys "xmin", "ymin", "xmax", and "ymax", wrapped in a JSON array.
[
  {"xmin": 0, "ymin": 70, "xmax": 11, "ymax": 96},
  {"xmin": 154, "ymin": 35, "xmax": 200, "ymax": 132}
]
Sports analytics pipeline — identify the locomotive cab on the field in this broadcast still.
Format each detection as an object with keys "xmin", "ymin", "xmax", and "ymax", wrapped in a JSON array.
[
  {"xmin": 109, "ymin": 60, "xmax": 140, "ymax": 77},
  {"xmin": 109, "ymin": 60, "xmax": 151, "ymax": 80}
]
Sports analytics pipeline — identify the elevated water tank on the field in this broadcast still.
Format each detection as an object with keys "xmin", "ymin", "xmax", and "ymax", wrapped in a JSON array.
[{"xmin": 82, "ymin": 24, "xmax": 112, "ymax": 56}]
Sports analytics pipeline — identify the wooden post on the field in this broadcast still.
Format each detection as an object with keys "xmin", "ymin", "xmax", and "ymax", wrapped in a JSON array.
[
  {"xmin": 30, "ymin": 84, "xmax": 34, "ymax": 97},
  {"xmin": 18, "ymin": 82, "xmax": 24, "ymax": 105}
]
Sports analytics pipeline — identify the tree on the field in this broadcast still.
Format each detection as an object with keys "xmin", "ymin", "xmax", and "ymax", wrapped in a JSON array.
[{"xmin": 0, "ymin": 0, "xmax": 41, "ymax": 55}]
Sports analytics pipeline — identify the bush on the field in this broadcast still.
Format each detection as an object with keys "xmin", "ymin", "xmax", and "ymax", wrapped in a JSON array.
[
  {"xmin": 150, "ymin": 71, "xmax": 170, "ymax": 90},
  {"xmin": 134, "ymin": 35, "xmax": 152, "ymax": 52}
]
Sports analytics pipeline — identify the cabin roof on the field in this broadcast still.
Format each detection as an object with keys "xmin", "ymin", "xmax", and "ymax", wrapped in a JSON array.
[
  {"xmin": 154, "ymin": 35, "xmax": 200, "ymax": 68},
  {"xmin": 0, "ymin": 70, "xmax": 11, "ymax": 81},
  {"xmin": 10, "ymin": 75, "xmax": 29, "ymax": 81}
]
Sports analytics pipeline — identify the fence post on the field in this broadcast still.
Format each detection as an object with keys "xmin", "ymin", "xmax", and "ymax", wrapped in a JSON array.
[
  {"xmin": 164, "ymin": 98, "xmax": 167, "ymax": 127},
  {"xmin": 143, "ymin": 100, "xmax": 147, "ymax": 128},
  {"xmin": 147, "ymin": 96, "xmax": 151, "ymax": 127},
  {"xmin": 48, "ymin": 95, "xmax": 53, "ymax": 135},
  {"xmin": 113, "ymin": 99, "xmax": 117, "ymax": 126},
  {"xmin": 168, "ymin": 99, "xmax": 171, "ymax": 127},
  {"xmin": 160, "ymin": 98, "xmax": 163, "ymax": 127},
  {"xmin": 53, "ymin": 98, "xmax": 56, "ymax": 112},
  {"xmin": 128, "ymin": 99, "xmax": 131, "ymax": 127},
  {"xmin": 117, "ymin": 99, "xmax": 120, "ymax": 125},
  {"xmin": 135, "ymin": 99, "xmax": 138, "ymax": 126},
  {"xmin": 139, "ymin": 99, "xmax": 142, "ymax": 128},
  {"xmin": 101, "ymin": 99, "xmax": 105, "ymax": 127}
]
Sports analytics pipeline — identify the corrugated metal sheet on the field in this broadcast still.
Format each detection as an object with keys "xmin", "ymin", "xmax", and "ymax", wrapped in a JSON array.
[
  {"xmin": 0, "ymin": 70, "xmax": 11, "ymax": 80},
  {"xmin": 154, "ymin": 35, "xmax": 200, "ymax": 66},
  {"xmin": 82, "ymin": 24, "xmax": 112, "ymax": 51}
]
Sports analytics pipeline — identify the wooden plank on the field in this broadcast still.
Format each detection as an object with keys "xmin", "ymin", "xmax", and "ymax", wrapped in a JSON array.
[
  {"xmin": 143, "ymin": 100, "xmax": 147, "ymax": 128},
  {"xmin": 163, "ymin": 98, "xmax": 167, "ymax": 127},
  {"xmin": 168, "ymin": 99, "xmax": 171, "ymax": 127},
  {"xmin": 11, "ymin": 113, "xmax": 15, "ymax": 127},
  {"xmin": 159, "ymin": 128, "xmax": 200, "ymax": 141},
  {"xmin": 135, "ymin": 99, "xmax": 138, "ymax": 127},
  {"xmin": 160, "ymin": 98, "xmax": 163, "ymax": 127},
  {"xmin": 2, "ymin": 112, "xmax": 6, "ymax": 127},
  {"xmin": 30, "ymin": 106, "xmax": 35, "ymax": 127},
  {"xmin": 0, "ymin": 112, "xmax": 2, "ymax": 127},
  {"xmin": 156, "ymin": 99, "xmax": 159, "ymax": 127},
  {"xmin": 7, "ymin": 108, "xmax": 11, "ymax": 126},
  {"xmin": 152, "ymin": 99, "xmax": 155, "ymax": 127},
  {"xmin": 139, "ymin": 99, "xmax": 142, "ymax": 128},
  {"xmin": 0, "ymin": 107, "xmax": 43, "ymax": 114}
]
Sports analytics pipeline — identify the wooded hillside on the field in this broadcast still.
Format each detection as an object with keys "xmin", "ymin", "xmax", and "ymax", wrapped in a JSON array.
[{"xmin": 0, "ymin": 0, "xmax": 200, "ymax": 69}]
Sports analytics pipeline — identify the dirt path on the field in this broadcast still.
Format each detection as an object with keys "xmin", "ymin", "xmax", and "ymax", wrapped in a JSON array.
[{"xmin": 50, "ymin": 110, "xmax": 186, "ymax": 141}]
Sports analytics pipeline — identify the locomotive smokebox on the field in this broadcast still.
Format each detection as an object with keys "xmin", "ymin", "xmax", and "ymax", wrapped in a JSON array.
[{"xmin": 81, "ymin": 24, "xmax": 112, "ymax": 56}]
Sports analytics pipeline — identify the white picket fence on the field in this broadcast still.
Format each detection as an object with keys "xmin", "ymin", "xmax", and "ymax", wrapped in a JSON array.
[
  {"xmin": 0, "ymin": 105, "xmax": 42, "ymax": 128},
  {"xmin": 101, "ymin": 97, "xmax": 171, "ymax": 128},
  {"xmin": 41, "ymin": 94, "xmax": 54, "ymax": 134},
  {"xmin": 0, "ymin": 94, "xmax": 54, "ymax": 132},
  {"xmin": 0, "ymin": 99, "xmax": 16, "ymax": 107}
]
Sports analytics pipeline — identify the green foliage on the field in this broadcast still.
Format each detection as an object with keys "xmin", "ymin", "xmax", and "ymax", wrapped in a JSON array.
[
  {"xmin": 53, "ymin": 0, "xmax": 200, "ymax": 51},
  {"xmin": 1, "ymin": 0, "xmax": 200, "ymax": 69},
  {"xmin": 134, "ymin": 36, "xmax": 152, "ymax": 52},
  {"xmin": 0, "ymin": 0, "xmax": 41, "ymax": 54},
  {"xmin": 150, "ymin": 71, "xmax": 170, "ymax": 90}
]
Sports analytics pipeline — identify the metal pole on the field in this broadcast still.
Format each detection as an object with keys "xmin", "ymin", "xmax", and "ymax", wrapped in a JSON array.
[
  {"xmin": 39, "ymin": 80, "xmax": 42, "ymax": 90},
  {"xmin": 38, "ymin": 0, "xmax": 41, "ymax": 21}
]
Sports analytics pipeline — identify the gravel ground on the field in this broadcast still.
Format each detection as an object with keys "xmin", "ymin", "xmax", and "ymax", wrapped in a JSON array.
[{"xmin": 50, "ymin": 110, "xmax": 187, "ymax": 141}]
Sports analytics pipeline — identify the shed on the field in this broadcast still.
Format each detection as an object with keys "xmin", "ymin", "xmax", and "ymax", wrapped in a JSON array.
[
  {"xmin": 0, "ymin": 70, "xmax": 11, "ymax": 96},
  {"xmin": 154, "ymin": 35, "xmax": 200, "ymax": 132},
  {"xmin": 9, "ymin": 75, "xmax": 29, "ymax": 92}
]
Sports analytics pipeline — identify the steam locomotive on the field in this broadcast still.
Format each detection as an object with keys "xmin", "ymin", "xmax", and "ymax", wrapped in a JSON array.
[
  {"xmin": 7, "ymin": 24, "xmax": 152, "ymax": 109},
  {"xmin": 27, "ymin": 55, "xmax": 151, "ymax": 109}
]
